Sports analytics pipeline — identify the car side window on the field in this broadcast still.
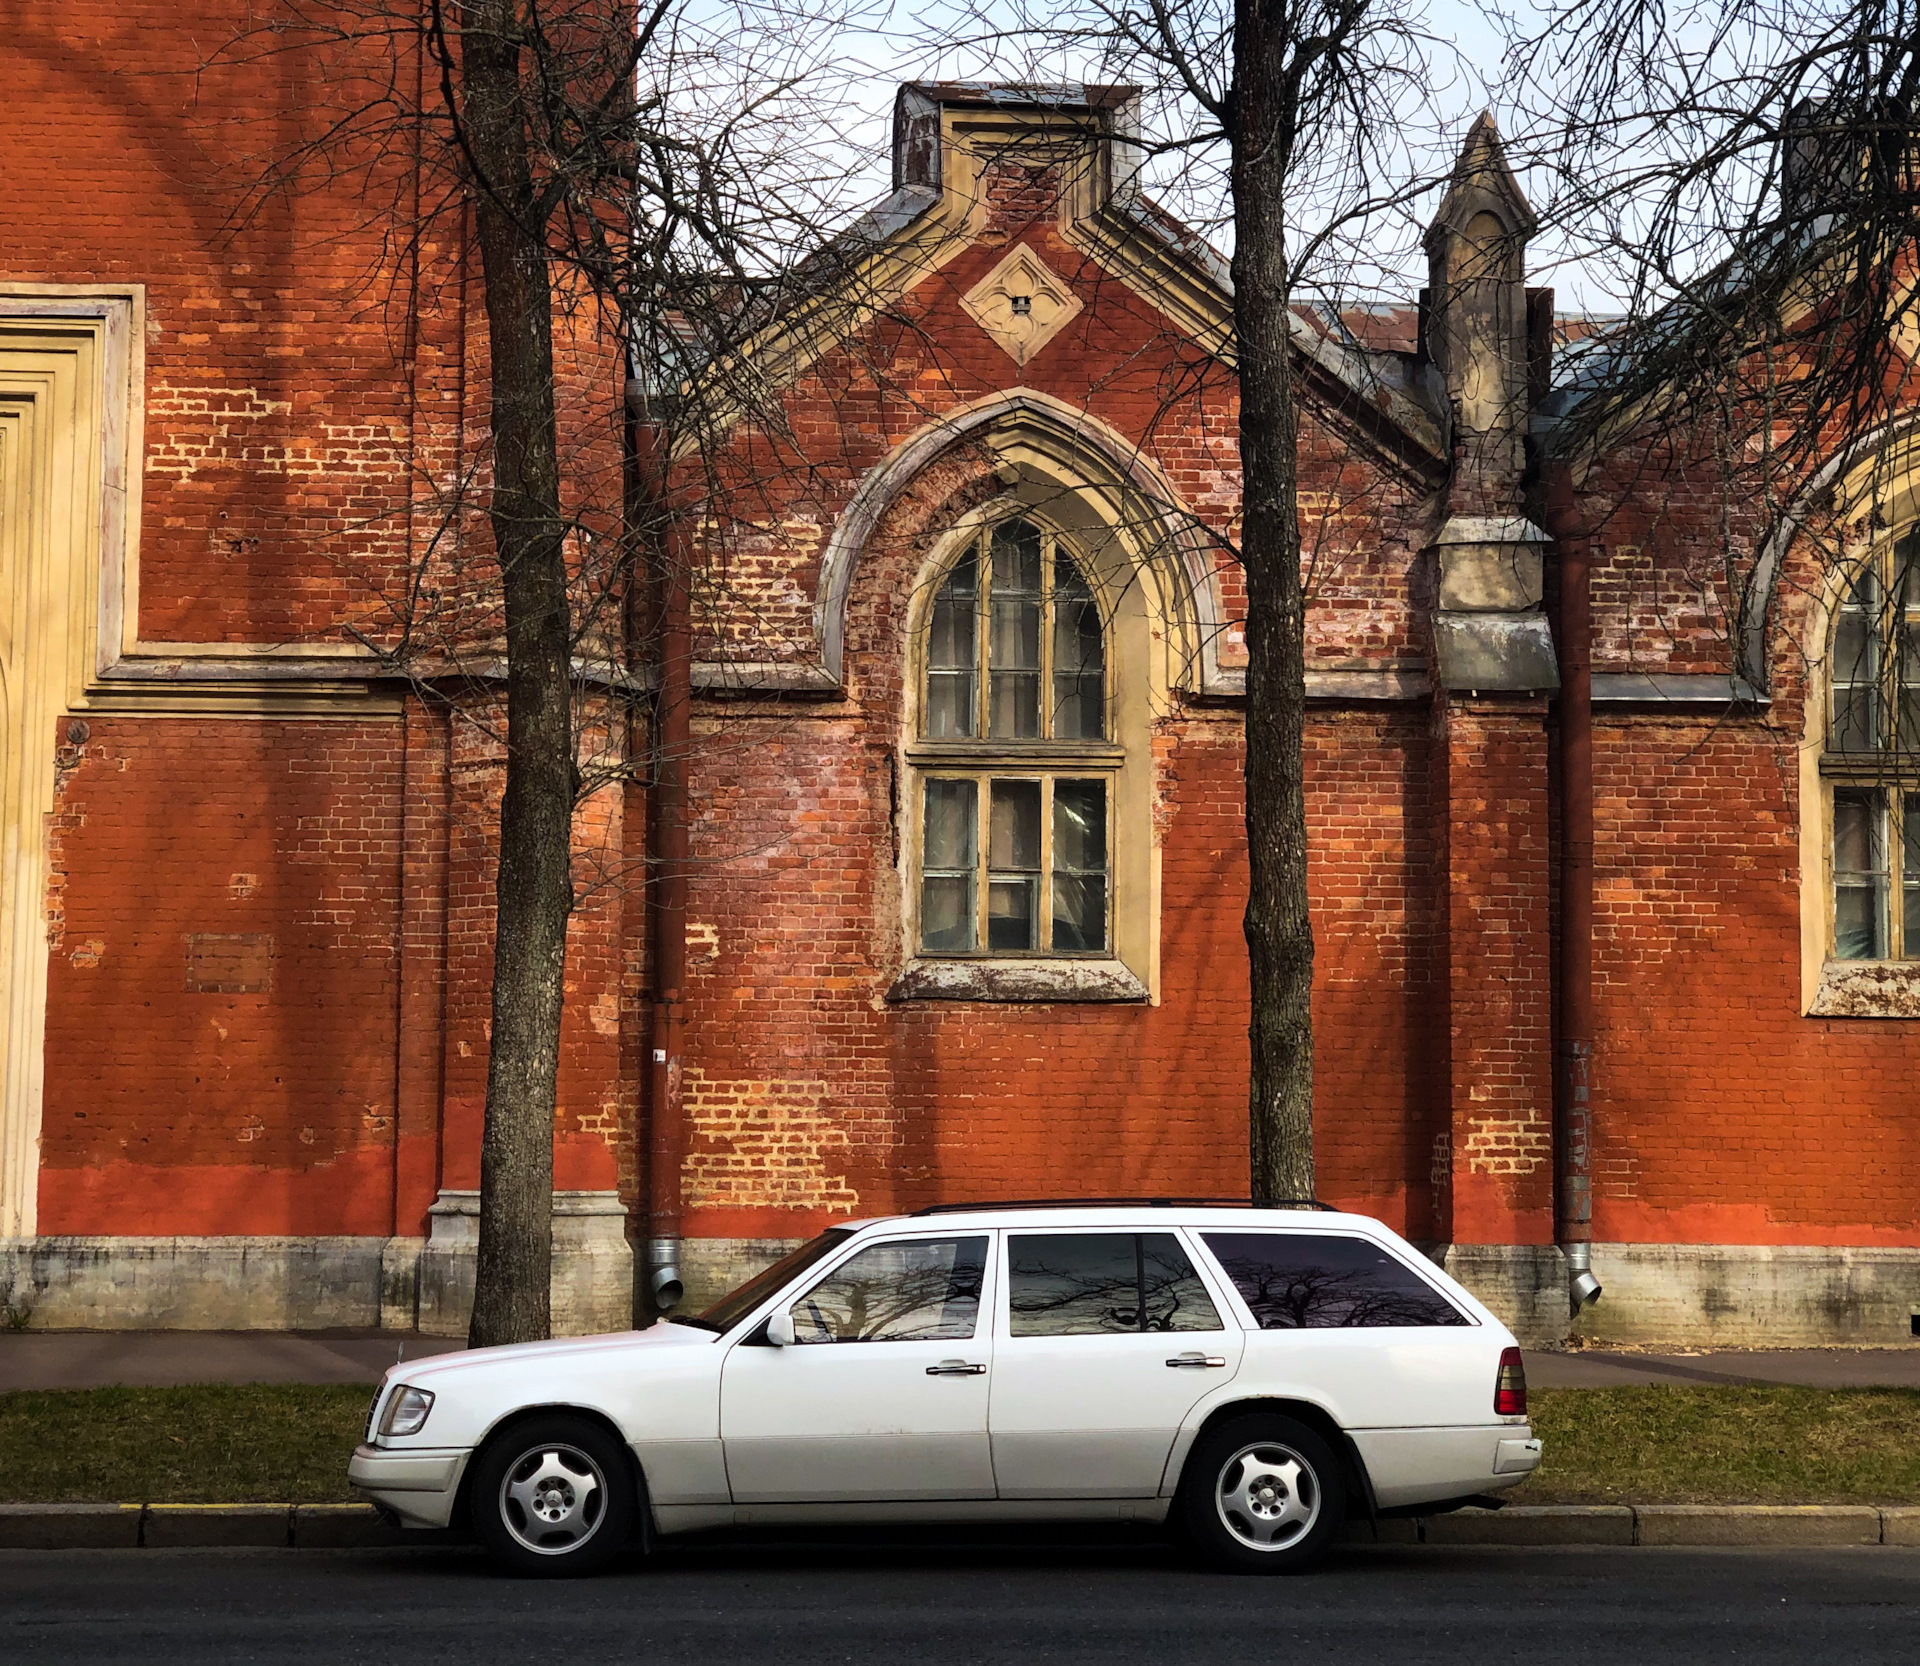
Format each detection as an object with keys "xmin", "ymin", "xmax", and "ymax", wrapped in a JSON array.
[
  {"xmin": 1200, "ymin": 1232, "xmax": 1470, "ymax": 1329},
  {"xmin": 1008, "ymin": 1232, "xmax": 1222, "ymax": 1335},
  {"xmin": 788, "ymin": 1236, "xmax": 987, "ymax": 1343}
]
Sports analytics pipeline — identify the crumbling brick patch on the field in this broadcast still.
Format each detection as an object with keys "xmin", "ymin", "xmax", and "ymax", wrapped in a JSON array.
[{"xmin": 681, "ymin": 1069, "xmax": 858, "ymax": 1213}]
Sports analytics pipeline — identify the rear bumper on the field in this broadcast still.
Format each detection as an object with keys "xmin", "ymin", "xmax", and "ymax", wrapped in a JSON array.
[
  {"xmin": 347, "ymin": 1444, "xmax": 472, "ymax": 1530},
  {"xmin": 1351, "ymin": 1424, "xmax": 1542, "ymax": 1509}
]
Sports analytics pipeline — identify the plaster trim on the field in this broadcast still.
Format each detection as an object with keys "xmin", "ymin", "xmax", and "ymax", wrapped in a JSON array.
[
  {"xmin": 1, "ymin": 286, "xmax": 394, "ymax": 720},
  {"xmin": 813, "ymin": 388, "xmax": 1229, "ymax": 697}
]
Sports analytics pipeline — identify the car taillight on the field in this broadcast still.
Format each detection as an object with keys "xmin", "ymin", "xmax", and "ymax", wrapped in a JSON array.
[{"xmin": 1494, "ymin": 1346, "xmax": 1528, "ymax": 1416}]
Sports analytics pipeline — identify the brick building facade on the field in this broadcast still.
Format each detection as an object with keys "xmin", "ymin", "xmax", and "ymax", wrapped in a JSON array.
[{"xmin": 3, "ymin": 21, "xmax": 1916, "ymax": 1344}]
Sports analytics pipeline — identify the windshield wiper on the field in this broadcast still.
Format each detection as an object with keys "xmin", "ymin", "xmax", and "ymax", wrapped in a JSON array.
[{"xmin": 667, "ymin": 1314, "xmax": 723, "ymax": 1332}]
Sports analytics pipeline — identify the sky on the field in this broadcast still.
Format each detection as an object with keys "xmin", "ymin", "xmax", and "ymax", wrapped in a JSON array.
[{"xmin": 667, "ymin": 0, "xmax": 1807, "ymax": 318}]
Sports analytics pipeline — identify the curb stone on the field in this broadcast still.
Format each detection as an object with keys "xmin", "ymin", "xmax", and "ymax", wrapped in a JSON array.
[
  {"xmin": 143, "ymin": 1504, "xmax": 291, "ymax": 1549},
  {"xmin": 0, "ymin": 1502, "xmax": 1913, "ymax": 1550},
  {"xmin": 0, "ymin": 1503, "xmax": 142, "ymax": 1549},
  {"xmin": 1633, "ymin": 1504, "xmax": 1881, "ymax": 1547},
  {"xmin": 292, "ymin": 1503, "xmax": 404, "ymax": 1549},
  {"xmin": 1880, "ymin": 1507, "xmax": 1920, "ymax": 1547},
  {"xmin": 1422, "ymin": 1505, "xmax": 1634, "ymax": 1546}
]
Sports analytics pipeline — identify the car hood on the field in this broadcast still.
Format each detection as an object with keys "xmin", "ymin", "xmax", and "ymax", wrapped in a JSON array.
[{"xmin": 387, "ymin": 1320, "xmax": 715, "ymax": 1387}]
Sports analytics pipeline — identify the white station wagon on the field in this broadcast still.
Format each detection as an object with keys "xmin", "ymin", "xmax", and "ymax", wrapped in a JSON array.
[{"xmin": 350, "ymin": 1202, "xmax": 1541, "ymax": 1575}]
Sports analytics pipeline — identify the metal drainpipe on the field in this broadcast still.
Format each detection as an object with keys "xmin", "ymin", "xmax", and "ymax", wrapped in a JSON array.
[
  {"xmin": 1546, "ymin": 463, "xmax": 1602, "ymax": 1315},
  {"xmin": 626, "ymin": 360, "xmax": 687, "ymax": 1316}
]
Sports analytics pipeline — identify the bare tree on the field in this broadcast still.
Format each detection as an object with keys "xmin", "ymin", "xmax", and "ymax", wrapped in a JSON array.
[
  {"xmin": 218, "ymin": 0, "xmax": 880, "ymax": 1344},
  {"xmin": 939, "ymin": 0, "xmax": 1453, "ymax": 1199},
  {"xmin": 1499, "ymin": 1, "xmax": 1920, "ymax": 653}
]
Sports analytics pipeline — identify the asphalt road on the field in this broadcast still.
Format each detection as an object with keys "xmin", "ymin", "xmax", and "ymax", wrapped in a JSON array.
[{"xmin": 4, "ymin": 1536, "xmax": 1918, "ymax": 1665}]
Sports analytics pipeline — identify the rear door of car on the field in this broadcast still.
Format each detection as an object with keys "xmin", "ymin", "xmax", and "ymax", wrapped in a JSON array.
[
  {"xmin": 987, "ymin": 1227, "xmax": 1244, "ymax": 1498},
  {"xmin": 1188, "ymin": 1227, "xmax": 1501, "ymax": 1505},
  {"xmin": 719, "ymin": 1231, "xmax": 998, "ymax": 1503}
]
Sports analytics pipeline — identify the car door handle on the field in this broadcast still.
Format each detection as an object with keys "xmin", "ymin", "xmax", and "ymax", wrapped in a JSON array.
[
  {"xmin": 925, "ymin": 1360, "xmax": 987, "ymax": 1376},
  {"xmin": 1165, "ymin": 1352, "xmax": 1227, "ymax": 1368}
]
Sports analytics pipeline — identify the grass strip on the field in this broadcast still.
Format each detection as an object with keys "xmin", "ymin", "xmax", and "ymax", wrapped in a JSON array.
[
  {"xmin": 0, "ymin": 1385, "xmax": 369, "ymax": 1503},
  {"xmin": 1515, "ymin": 1385, "xmax": 1920, "ymax": 1505},
  {"xmin": 0, "ymin": 1382, "xmax": 1915, "ymax": 1506}
]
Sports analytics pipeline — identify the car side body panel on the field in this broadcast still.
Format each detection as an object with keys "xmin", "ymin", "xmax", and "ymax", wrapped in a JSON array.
[{"xmin": 349, "ymin": 1206, "xmax": 1544, "ymax": 1537}]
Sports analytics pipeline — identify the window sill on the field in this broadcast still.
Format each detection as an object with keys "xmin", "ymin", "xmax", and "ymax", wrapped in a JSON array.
[
  {"xmin": 1809, "ymin": 959, "xmax": 1920, "ymax": 1017},
  {"xmin": 887, "ymin": 957, "xmax": 1149, "ymax": 1004}
]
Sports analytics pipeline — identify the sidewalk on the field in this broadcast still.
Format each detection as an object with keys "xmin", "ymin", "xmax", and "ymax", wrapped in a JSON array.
[
  {"xmin": 0, "ymin": 1331, "xmax": 466, "ymax": 1391},
  {"xmin": 3, "ymin": 1330, "xmax": 1918, "ymax": 1391},
  {"xmin": 1526, "ymin": 1347, "xmax": 1920, "ymax": 1389}
]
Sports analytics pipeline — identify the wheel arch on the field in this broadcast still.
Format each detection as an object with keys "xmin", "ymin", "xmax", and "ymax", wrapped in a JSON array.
[
  {"xmin": 1166, "ymin": 1396, "xmax": 1377, "ymax": 1521},
  {"xmin": 453, "ymin": 1403, "xmax": 652, "ymax": 1543}
]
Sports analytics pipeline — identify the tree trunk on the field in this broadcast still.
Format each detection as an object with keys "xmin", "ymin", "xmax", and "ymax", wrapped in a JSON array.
[
  {"xmin": 1231, "ymin": 0, "xmax": 1316, "ymax": 1201},
  {"xmin": 461, "ymin": 0, "xmax": 574, "ymax": 1347}
]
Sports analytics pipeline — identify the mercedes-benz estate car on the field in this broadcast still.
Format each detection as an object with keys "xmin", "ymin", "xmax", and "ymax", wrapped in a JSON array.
[{"xmin": 350, "ymin": 1202, "xmax": 1541, "ymax": 1575}]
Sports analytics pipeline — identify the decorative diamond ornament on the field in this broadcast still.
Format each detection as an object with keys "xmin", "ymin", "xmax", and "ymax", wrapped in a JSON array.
[{"xmin": 959, "ymin": 244, "xmax": 1084, "ymax": 367}]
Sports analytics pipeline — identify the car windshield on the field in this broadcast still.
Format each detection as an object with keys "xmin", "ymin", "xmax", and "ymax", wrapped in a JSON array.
[{"xmin": 677, "ymin": 1228, "xmax": 857, "ymax": 1333}]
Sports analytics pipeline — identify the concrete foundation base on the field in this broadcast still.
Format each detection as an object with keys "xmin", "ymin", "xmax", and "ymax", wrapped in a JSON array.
[
  {"xmin": 1439, "ymin": 1243, "xmax": 1571, "ymax": 1347},
  {"xmin": 412, "ymin": 1189, "xmax": 634, "ymax": 1337},
  {"xmin": 1576, "ymin": 1243, "xmax": 1920, "ymax": 1347},
  {"xmin": 0, "ymin": 1191, "xmax": 636, "ymax": 1335},
  {"xmin": 8, "ymin": 1227, "xmax": 1918, "ymax": 1345},
  {"xmin": 678, "ymin": 1237, "xmax": 805, "ymax": 1313}
]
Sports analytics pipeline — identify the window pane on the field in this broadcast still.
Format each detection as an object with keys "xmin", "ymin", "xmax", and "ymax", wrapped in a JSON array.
[
  {"xmin": 1141, "ymin": 1234, "xmax": 1223, "ymax": 1333},
  {"xmin": 1200, "ymin": 1232, "xmax": 1470, "ymax": 1329},
  {"xmin": 1899, "ymin": 631, "xmax": 1920, "ymax": 753},
  {"xmin": 922, "ymin": 877, "xmax": 974, "ymax": 953},
  {"xmin": 920, "ymin": 780, "xmax": 977, "ymax": 953},
  {"xmin": 987, "ymin": 779, "xmax": 1040, "ymax": 951},
  {"xmin": 788, "ymin": 1237, "xmax": 988, "ymax": 1343},
  {"xmin": 1832, "ymin": 685, "xmax": 1880, "ymax": 753},
  {"xmin": 1008, "ymin": 1234, "xmax": 1142, "ymax": 1335},
  {"xmin": 1906, "ymin": 798, "xmax": 1920, "ymax": 959},
  {"xmin": 991, "ymin": 518, "xmax": 1043, "ymax": 593},
  {"xmin": 1052, "ymin": 554, "xmax": 1105, "ymax": 739},
  {"xmin": 1052, "ymin": 779, "xmax": 1108, "ymax": 953},
  {"xmin": 1833, "ymin": 788, "xmax": 1888, "ymax": 960},
  {"xmin": 1832, "ymin": 575, "xmax": 1882, "ymax": 751},
  {"xmin": 989, "ymin": 523, "xmax": 1042, "ymax": 739},
  {"xmin": 924, "ymin": 553, "xmax": 978, "ymax": 738}
]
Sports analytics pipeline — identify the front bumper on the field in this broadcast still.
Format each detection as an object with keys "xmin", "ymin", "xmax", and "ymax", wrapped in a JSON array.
[{"xmin": 347, "ymin": 1444, "xmax": 472, "ymax": 1529}]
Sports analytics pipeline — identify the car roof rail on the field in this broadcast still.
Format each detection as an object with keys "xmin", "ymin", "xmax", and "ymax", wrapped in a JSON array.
[{"xmin": 907, "ymin": 1196, "xmax": 1335, "ymax": 1216}]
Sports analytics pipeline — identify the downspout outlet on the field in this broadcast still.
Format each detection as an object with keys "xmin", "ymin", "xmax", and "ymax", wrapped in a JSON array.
[
  {"xmin": 648, "ymin": 1238, "xmax": 684, "ymax": 1313},
  {"xmin": 1563, "ymin": 1242, "xmax": 1602, "ymax": 1310}
]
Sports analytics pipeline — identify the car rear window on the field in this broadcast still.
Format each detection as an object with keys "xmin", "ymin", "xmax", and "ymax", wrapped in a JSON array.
[{"xmin": 1200, "ymin": 1232, "xmax": 1470, "ymax": 1329}]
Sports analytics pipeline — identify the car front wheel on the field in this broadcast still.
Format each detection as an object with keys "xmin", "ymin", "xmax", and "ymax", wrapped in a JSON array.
[
  {"xmin": 1176, "ymin": 1413, "xmax": 1345, "ymax": 1573},
  {"xmin": 470, "ymin": 1414, "xmax": 637, "ymax": 1577}
]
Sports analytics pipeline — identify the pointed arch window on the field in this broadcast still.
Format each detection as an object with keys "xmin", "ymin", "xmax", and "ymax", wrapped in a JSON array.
[
  {"xmin": 1823, "ymin": 530, "xmax": 1920, "ymax": 961},
  {"xmin": 912, "ymin": 518, "xmax": 1117, "ymax": 958}
]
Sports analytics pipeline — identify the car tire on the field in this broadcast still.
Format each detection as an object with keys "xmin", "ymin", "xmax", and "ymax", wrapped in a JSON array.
[
  {"xmin": 1175, "ymin": 1413, "xmax": 1346, "ymax": 1574},
  {"xmin": 470, "ymin": 1414, "xmax": 637, "ymax": 1578}
]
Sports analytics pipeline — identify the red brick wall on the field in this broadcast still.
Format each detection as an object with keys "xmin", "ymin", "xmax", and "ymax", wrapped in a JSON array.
[{"xmin": 39, "ymin": 719, "xmax": 405, "ymax": 1235}]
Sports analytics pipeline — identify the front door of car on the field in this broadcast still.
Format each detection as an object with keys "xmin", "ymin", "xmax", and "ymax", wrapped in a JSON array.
[
  {"xmin": 719, "ymin": 1233, "xmax": 997, "ymax": 1503},
  {"xmin": 989, "ymin": 1230, "xmax": 1244, "ymax": 1498}
]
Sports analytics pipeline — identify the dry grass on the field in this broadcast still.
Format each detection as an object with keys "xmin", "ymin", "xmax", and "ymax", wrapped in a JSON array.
[
  {"xmin": 1516, "ymin": 1385, "xmax": 1920, "ymax": 1505},
  {"xmin": 1, "ymin": 1382, "xmax": 1916, "ymax": 1506},
  {"xmin": 0, "ymin": 1385, "xmax": 367, "ymax": 1503}
]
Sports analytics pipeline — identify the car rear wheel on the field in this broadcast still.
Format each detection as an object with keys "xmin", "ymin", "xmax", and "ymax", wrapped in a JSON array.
[
  {"xmin": 1176, "ymin": 1413, "xmax": 1345, "ymax": 1573},
  {"xmin": 471, "ymin": 1414, "xmax": 636, "ymax": 1577}
]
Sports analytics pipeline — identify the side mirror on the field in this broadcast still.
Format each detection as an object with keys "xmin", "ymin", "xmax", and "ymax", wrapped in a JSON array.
[{"xmin": 766, "ymin": 1310, "xmax": 795, "ymax": 1348}]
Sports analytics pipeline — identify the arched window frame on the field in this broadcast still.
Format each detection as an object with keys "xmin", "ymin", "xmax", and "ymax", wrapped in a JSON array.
[
  {"xmin": 890, "ymin": 495, "xmax": 1159, "ymax": 1005},
  {"xmin": 1819, "ymin": 529, "xmax": 1920, "ymax": 965},
  {"xmin": 907, "ymin": 515, "xmax": 1121, "ymax": 961}
]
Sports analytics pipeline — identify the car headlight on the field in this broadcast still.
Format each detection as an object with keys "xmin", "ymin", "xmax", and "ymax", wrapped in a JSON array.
[{"xmin": 378, "ymin": 1385, "xmax": 436, "ymax": 1438}]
